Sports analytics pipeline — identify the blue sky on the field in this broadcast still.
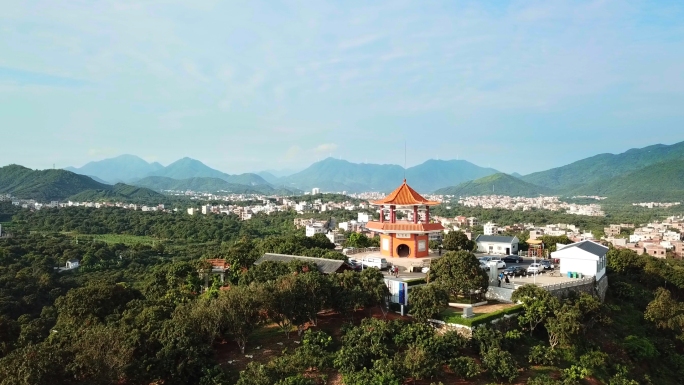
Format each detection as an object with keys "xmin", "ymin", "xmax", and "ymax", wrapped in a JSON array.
[{"xmin": 1, "ymin": 0, "xmax": 683, "ymax": 175}]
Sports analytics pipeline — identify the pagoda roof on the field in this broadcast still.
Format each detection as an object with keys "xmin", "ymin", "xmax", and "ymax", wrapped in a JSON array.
[
  {"xmin": 371, "ymin": 179, "xmax": 440, "ymax": 206},
  {"xmin": 366, "ymin": 221, "xmax": 444, "ymax": 233}
]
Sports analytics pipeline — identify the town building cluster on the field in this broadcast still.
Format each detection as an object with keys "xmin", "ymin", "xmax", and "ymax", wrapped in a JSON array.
[
  {"xmin": 632, "ymin": 202, "xmax": 681, "ymax": 208},
  {"xmin": 606, "ymin": 216, "xmax": 684, "ymax": 259},
  {"xmin": 452, "ymin": 195, "xmax": 605, "ymax": 216}
]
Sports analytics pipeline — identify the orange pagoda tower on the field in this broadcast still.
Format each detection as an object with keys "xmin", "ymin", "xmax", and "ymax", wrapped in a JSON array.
[{"xmin": 366, "ymin": 179, "xmax": 444, "ymax": 258}]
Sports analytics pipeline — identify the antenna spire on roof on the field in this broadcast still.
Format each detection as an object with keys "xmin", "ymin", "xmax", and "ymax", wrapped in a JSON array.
[{"xmin": 404, "ymin": 141, "xmax": 406, "ymax": 180}]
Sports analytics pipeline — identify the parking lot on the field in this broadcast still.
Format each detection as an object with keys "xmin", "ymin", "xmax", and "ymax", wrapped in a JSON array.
[{"xmin": 477, "ymin": 254, "xmax": 558, "ymax": 275}]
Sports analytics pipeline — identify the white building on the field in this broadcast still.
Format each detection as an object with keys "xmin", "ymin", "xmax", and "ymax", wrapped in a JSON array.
[
  {"xmin": 483, "ymin": 222, "xmax": 499, "ymax": 236},
  {"xmin": 312, "ymin": 187, "xmax": 321, "ymax": 195},
  {"xmin": 551, "ymin": 240, "xmax": 608, "ymax": 281},
  {"xmin": 326, "ymin": 231, "xmax": 346, "ymax": 245},
  {"xmin": 187, "ymin": 208, "xmax": 197, "ymax": 215},
  {"xmin": 357, "ymin": 212, "xmax": 370, "ymax": 223},
  {"xmin": 65, "ymin": 259, "xmax": 80, "ymax": 270},
  {"xmin": 202, "ymin": 205, "xmax": 212, "ymax": 215},
  {"xmin": 475, "ymin": 235, "xmax": 519, "ymax": 255},
  {"xmin": 305, "ymin": 224, "xmax": 327, "ymax": 237}
]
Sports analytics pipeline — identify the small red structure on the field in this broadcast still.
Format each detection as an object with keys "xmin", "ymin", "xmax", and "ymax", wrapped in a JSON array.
[{"xmin": 366, "ymin": 179, "xmax": 444, "ymax": 258}]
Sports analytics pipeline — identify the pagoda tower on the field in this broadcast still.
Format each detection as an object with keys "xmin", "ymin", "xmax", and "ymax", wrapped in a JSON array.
[{"xmin": 366, "ymin": 179, "xmax": 444, "ymax": 258}]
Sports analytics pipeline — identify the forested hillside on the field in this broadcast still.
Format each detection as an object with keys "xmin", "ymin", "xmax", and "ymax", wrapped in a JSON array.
[
  {"xmin": 521, "ymin": 141, "xmax": 684, "ymax": 191},
  {"xmin": 570, "ymin": 158, "xmax": 684, "ymax": 202},
  {"xmin": 67, "ymin": 183, "xmax": 165, "ymax": 203},
  {"xmin": 0, "ymin": 165, "xmax": 110, "ymax": 201},
  {"xmin": 435, "ymin": 173, "xmax": 552, "ymax": 197}
]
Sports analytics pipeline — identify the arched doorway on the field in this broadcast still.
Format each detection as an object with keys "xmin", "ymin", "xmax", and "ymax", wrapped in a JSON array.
[{"xmin": 396, "ymin": 244, "xmax": 410, "ymax": 258}]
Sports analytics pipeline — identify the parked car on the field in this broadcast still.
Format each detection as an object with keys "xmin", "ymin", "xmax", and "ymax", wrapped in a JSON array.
[
  {"xmin": 479, "ymin": 256, "xmax": 492, "ymax": 263},
  {"xmin": 421, "ymin": 266, "xmax": 430, "ymax": 274},
  {"xmin": 479, "ymin": 261, "xmax": 490, "ymax": 271},
  {"xmin": 502, "ymin": 255, "xmax": 523, "ymax": 263},
  {"xmin": 540, "ymin": 260, "xmax": 555, "ymax": 270},
  {"xmin": 489, "ymin": 258, "xmax": 506, "ymax": 269},
  {"xmin": 345, "ymin": 260, "xmax": 362, "ymax": 272},
  {"xmin": 503, "ymin": 266, "xmax": 527, "ymax": 277},
  {"xmin": 359, "ymin": 256, "xmax": 389, "ymax": 270},
  {"xmin": 527, "ymin": 263, "xmax": 542, "ymax": 275}
]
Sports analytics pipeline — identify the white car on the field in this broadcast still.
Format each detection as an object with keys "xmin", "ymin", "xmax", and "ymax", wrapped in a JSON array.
[
  {"xmin": 359, "ymin": 256, "xmax": 388, "ymax": 270},
  {"xmin": 489, "ymin": 258, "xmax": 506, "ymax": 269},
  {"xmin": 479, "ymin": 261, "xmax": 490, "ymax": 271},
  {"xmin": 527, "ymin": 263, "xmax": 542, "ymax": 275},
  {"xmin": 421, "ymin": 267, "xmax": 430, "ymax": 274}
]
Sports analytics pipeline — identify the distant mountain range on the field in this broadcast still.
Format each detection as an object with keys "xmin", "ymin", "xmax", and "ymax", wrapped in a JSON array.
[
  {"xmin": 6, "ymin": 139, "xmax": 679, "ymax": 202},
  {"xmin": 274, "ymin": 158, "xmax": 500, "ymax": 193},
  {"xmin": 0, "ymin": 165, "xmax": 162, "ymax": 202},
  {"xmin": 65, "ymin": 155, "xmax": 270, "ymax": 186},
  {"xmin": 65, "ymin": 154, "xmax": 163, "ymax": 184}
]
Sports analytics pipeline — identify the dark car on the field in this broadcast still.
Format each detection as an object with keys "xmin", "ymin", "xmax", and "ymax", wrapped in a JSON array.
[
  {"xmin": 503, "ymin": 266, "xmax": 527, "ymax": 277},
  {"xmin": 539, "ymin": 260, "xmax": 555, "ymax": 270},
  {"xmin": 502, "ymin": 255, "xmax": 523, "ymax": 263},
  {"xmin": 345, "ymin": 261, "xmax": 362, "ymax": 272}
]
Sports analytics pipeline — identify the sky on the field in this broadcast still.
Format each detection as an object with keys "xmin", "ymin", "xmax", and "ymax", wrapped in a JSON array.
[{"xmin": 1, "ymin": 0, "xmax": 684, "ymax": 175}]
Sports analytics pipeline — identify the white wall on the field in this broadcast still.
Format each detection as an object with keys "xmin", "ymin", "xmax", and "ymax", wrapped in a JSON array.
[
  {"xmin": 559, "ymin": 259, "xmax": 596, "ymax": 278},
  {"xmin": 477, "ymin": 241, "xmax": 518, "ymax": 255}
]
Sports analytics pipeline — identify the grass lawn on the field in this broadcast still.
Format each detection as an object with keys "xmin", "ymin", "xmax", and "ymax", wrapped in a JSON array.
[{"xmin": 439, "ymin": 304, "xmax": 523, "ymax": 327}]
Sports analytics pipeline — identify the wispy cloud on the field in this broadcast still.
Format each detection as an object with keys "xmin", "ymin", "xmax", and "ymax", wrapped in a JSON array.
[
  {"xmin": 313, "ymin": 143, "xmax": 338, "ymax": 153},
  {"xmin": 0, "ymin": 66, "xmax": 87, "ymax": 87}
]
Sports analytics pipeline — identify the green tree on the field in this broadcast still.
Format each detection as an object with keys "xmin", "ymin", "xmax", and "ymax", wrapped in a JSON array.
[
  {"xmin": 545, "ymin": 303, "xmax": 581, "ymax": 350},
  {"xmin": 217, "ymin": 285, "xmax": 265, "ymax": 353},
  {"xmin": 347, "ymin": 232, "xmax": 371, "ymax": 248},
  {"xmin": 359, "ymin": 268, "xmax": 391, "ymax": 316},
  {"xmin": 481, "ymin": 347, "xmax": 518, "ymax": 383},
  {"xmin": 511, "ymin": 284, "xmax": 558, "ymax": 335},
  {"xmin": 399, "ymin": 343, "xmax": 440, "ymax": 384},
  {"xmin": 408, "ymin": 284, "xmax": 449, "ymax": 322},
  {"xmin": 644, "ymin": 287, "xmax": 684, "ymax": 339},
  {"xmin": 442, "ymin": 231, "xmax": 475, "ymax": 251},
  {"xmin": 428, "ymin": 251, "xmax": 488, "ymax": 300}
]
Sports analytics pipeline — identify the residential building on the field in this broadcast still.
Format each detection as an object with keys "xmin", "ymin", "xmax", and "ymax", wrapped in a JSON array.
[
  {"xmin": 604, "ymin": 224, "xmax": 622, "ymax": 237},
  {"xmin": 625, "ymin": 243, "xmax": 645, "ymax": 255},
  {"xmin": 65, "ymin": 259, "xmax": 80, "ymax": 270},
  {"xmin": 605, "ymin": 237, "xmax": 627, "ymax": 247},
  {"xmin": 467, "ymin": 217, "xmax": 479, "ymax": 227},
  {"xmin": 454, "ymin": 216, "xmax": 468, "ymax": 227},
  {"xmin": 645, "ymin": 244, "xmax": 667, "ymax": 259},
  {"xmin": 312, "ymin": 188, "xmax": 320, "ymax": 195},
  {"xmin": 305, "ymin": 223, "xmax": 327, "ymax": 237},
  {"xmin": 475, "ymin": 235, "xmax": 519, "ymax": 255},
  {"xmin": 326, "ymin": 231, "xmax": 346, "ymax": 245},
  {"xmin": 483, "ymin": 222, "xmax": 500, "ymax": 236}
]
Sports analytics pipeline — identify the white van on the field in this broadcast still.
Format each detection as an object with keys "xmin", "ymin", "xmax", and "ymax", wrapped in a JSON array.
[{"xmin": 360, "ymin": 256, "xmax": 388, "ymax": 270}]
